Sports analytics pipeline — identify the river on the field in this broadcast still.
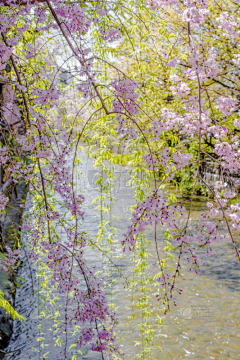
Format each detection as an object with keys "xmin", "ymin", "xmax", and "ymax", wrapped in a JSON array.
[{"xmin": 2, "ymin": 149, "xmax": 240, "ymax": 360}]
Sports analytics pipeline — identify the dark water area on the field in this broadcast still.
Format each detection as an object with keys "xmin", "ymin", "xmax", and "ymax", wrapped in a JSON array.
[{"xmin": 2, "ymin": 150, "xmax": 240, "ymax": 359}]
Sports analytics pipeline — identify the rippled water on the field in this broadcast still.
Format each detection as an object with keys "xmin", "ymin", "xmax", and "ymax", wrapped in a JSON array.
[{"xmin": 2, "ymin": 150, "xmax": 240, "ymax": 359}]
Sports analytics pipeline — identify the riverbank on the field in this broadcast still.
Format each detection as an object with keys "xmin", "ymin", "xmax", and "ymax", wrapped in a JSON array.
[{"xmin": 0, "ymin": 178, "xmax": 27, "ymax": 355}]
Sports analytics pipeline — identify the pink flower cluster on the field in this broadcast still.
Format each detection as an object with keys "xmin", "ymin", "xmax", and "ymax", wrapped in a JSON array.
[
  {"xmin": 112, "ymin": 79, "xmax": 140, "ymax": 115},
  {"xmin": 122, "ymin": 192, "xmax": 185, "ymax": 250},
  {"xmin": 0, "ymin": 247, "xmax": 20, "ymax": 273},
  {"xmin": 0, "ymin": 193, "xmax": 8, "ymax": 210}
]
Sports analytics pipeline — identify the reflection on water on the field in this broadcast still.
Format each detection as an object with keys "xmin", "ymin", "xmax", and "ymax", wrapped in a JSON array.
[
  {"xmin": 112, "ymin": 182, "xmax": 240, "ymax": 360},
  {"xmin": 3, "ymin": 152, "xmax": 240, "ymax": 359}
]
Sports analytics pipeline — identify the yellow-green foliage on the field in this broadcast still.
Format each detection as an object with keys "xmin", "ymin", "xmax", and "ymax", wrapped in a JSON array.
[{"xmin": 0, "ymin": 289, "xmax": 25, "ymax": 321}]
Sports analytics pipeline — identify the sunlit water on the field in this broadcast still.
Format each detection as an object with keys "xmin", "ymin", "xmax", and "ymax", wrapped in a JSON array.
[{"xmin": 2, "ymin": 150, "xmax": 240, "ymax": 359}]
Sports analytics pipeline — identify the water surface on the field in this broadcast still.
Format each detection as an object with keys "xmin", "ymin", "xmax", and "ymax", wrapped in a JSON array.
[{"xmin": 3, "ymin": 150, "xmax": 240, "ymax": 359}]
